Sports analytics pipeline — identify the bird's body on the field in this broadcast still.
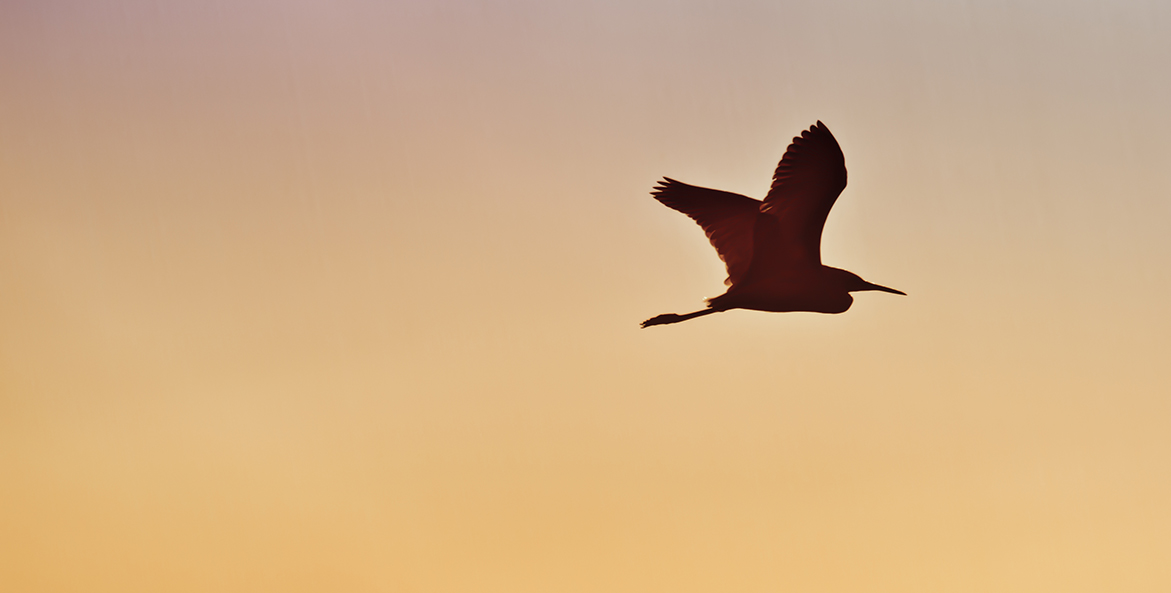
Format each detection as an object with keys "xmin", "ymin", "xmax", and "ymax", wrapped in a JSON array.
[{"xmin": 642, "ymin": 121, "xmax": 903, "ymax": 328}]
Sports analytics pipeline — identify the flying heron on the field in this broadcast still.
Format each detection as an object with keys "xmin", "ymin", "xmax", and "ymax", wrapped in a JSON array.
[{"xmin": 641, "ymin": 121, "xmax": 904, "ymax": 328}]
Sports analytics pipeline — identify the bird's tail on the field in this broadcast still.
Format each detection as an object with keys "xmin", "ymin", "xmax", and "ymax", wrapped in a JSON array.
[{"xmin": 640, "ymin": 308, "xmax": 720, "ymax": 328}]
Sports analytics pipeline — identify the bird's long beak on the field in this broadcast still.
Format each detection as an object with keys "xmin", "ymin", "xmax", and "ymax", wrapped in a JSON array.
[{"xmin": 861, "ymin": 282, "xmax": 906, "ymax": 296}]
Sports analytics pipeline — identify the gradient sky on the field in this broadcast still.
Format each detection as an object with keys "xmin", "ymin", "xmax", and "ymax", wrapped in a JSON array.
[{"xmin": 3, "ymin": 0, "xmax": 1170, "ymax": 591}]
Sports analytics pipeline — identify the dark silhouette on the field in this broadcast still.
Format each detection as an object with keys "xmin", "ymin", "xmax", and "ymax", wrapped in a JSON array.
[{"xmin": 642, "ymin": 121, "xmax": 904, "ymax": 328}]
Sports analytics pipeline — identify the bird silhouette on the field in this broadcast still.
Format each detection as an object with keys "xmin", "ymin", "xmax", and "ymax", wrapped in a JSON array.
[{"xmin": 642, "ymin": 121, "xmax": 904, "ymax": 328}]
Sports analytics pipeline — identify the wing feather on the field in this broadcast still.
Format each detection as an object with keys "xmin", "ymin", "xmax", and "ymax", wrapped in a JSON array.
[
  {"xmin": 651, "ymin": 177, "xmax": 761, "ymax": 286},
  {"xmin": 760, "ymin": 121, "xmax": 847, "ymax": 265}
]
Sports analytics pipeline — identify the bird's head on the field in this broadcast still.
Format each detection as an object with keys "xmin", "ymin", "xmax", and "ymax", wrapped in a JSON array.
[{"xmin": 833, "ymin": 268, "xmax": 906, "ymax": 296}]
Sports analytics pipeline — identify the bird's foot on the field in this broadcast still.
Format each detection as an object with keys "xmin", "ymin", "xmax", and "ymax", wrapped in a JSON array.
[{"xmin": 640, "ymin": 313, "xmax": 683, "ymax": 328}]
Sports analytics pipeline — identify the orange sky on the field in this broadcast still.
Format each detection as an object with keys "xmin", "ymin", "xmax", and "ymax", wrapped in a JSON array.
[{"xmin": 2, "ymin": 1, "xmax": 1171, "ymax": 591}]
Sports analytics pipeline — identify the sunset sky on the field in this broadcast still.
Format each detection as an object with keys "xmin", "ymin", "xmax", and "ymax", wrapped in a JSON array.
[{"xmin": 2, "ymin": 1, "xmax": 1170, "ymax": 591}]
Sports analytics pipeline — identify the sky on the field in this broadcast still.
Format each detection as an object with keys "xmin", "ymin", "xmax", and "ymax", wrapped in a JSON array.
[{"xmin": 2, "ymin": 0, "xmax": 1170, "ymax": 591}]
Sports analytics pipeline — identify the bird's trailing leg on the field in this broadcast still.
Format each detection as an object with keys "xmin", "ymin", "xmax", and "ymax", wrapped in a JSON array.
[{"xmin": 640, "ymin": 308, "xmax": 721, "ymax": 328}]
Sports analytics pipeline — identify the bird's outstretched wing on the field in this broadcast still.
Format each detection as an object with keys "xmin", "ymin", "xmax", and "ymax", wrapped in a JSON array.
[
  {"xmin": 651, "ymin": 178, "xmax": 761, "ymax": 286},
  {"xmin": 760, "ymin": 121, "xmax": 847, "ymax": 266}
]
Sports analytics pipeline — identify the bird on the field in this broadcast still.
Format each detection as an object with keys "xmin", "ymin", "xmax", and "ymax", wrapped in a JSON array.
[{"xmin": 641, "ymin": 121, "xmax": 904, "ymax": 328}]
